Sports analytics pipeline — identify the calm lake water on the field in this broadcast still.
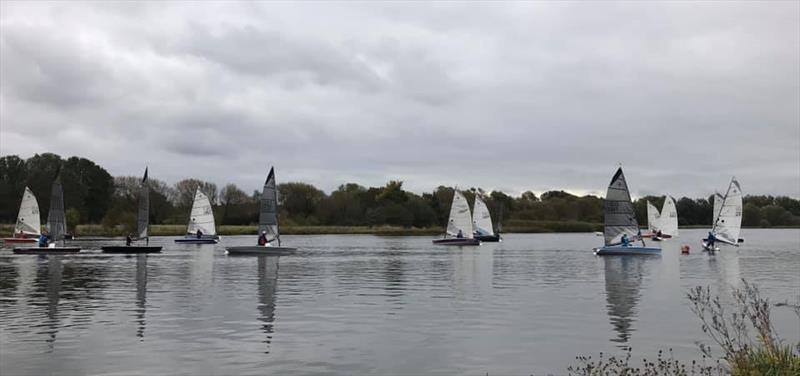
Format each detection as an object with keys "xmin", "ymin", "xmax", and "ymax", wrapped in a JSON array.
[{"xmin": 1, "ymin": 229, "xmax": 798, "ymax": 375}]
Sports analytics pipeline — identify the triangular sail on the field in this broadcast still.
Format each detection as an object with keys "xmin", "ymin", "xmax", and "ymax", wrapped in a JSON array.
[
  {"xmin": 712, "ymin": 178, "xmax": 742, "ymax": 245},
  {"xmin": 712, "ymin": 192, "xmax": 724, "ymax": 225},
  {"xmin": 186, "ymin": 188, "xmax": 216, "ymax": 236},
  {"xmin": 603, "ymin": 168, "xmax": 639, "ymax": 245},
  {"xmin": 472, "ymin": 196, "xmax": 494, "ymax": 236},
  {"xmin": 259, "ymin": 167, "xmax": 280, "ymax": 243},
  {"xmin": 659, "ymin": 196, "xmax": 679, "ymax": 236},
  {"xmin": 14, "ymin": 187, "xmax": 41, "ymax": 236},
  {"xmin": 646, "ymin": 201, "xmax": 660, "ymax": 233},
  {"xmin": 446, "ymin": 190, "xmax": 474, "ymax": 238},
  {"xmin": 46, "ymin": 174, "xmax": 67, "ymax": 241},
  {"xmin": 137, "ymin": 168, "xmax": 149, "ymax": 239}
]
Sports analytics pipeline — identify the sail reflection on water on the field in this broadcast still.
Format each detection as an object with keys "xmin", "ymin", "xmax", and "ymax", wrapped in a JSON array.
[{"xmin": 257, "ymin": 256, "xmax": 279, "ymax": 354}]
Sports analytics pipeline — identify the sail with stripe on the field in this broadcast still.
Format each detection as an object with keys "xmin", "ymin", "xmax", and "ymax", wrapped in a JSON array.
[
  {"xmin": 603, "ymin": 168, "xmax": 640, "ymax": 246},
  {"xmin": 446, "ymin": 190, "xmax": 474, "ymax": 239},
  {"xmin": 712, "ymin": 178, "xmax": 742, "ymax": 245},
  {"xmin": 46, "ymin": 173, "xmax": 67, "ymax": 241},
  {"xmin": 259, "ymin": 167, "xmax": 280, "ymax": 245},
  {"xmin": 472, "ymin": 196, "xmax": 494, "ymax": 236},
  {"xmin": 186, "ymin": 188, "xmax": 216, "ymax": 236},
  {"xmin": 138, "ymin": 168, "xmax": 150, "ymax": 240},
  {"xmin": 14, "ymin": 187, "xmax": 41, "ymax": 236}
]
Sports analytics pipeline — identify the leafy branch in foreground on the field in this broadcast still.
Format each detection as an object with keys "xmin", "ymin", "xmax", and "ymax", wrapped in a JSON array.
[{"xmin": 569, "ymin": 280, "xmax": 800, "ymax": 375}]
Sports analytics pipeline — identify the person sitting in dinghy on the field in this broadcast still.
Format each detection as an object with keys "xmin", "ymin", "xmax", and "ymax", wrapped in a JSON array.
[
  {"xmin": 706, "ymin": 231, "xmax": 716, "ymax": 248},
  {"xmin": 621, "ymin": 234, "xmax": 630, "ymax": 247},
  {"xmin": 196, "ymin": 229, "xmax": 203, "ymax": 239},
  {"xmin": 126, "ymin": 233, "xmax": 133, "ymax": 246},
  {"xmin": 38, "ymin": 232, "xmax": 49, "ymax": 248},
  {"xmin": 456, "ymin": 230, "xmax": 464, "ymax": 238},
  {"xmin": 258, "ymin": 231, "xmax": 272, "ymax": 247}
]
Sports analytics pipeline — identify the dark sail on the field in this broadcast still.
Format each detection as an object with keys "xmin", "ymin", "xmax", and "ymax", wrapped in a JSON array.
[
  {"xmin": 137, "ymin": 168, "xmax": 149, "ymax": 239},
  {"xmin": 47, "ymin": 174, "xmax": 67, "ymax": 241},
  {"xmin": 603, "ymin": 168, "xmax": 639, "ymax": 245},
  {"xmin": 259, "ymin": 167, "xmax": 280, "ymax": 243}
]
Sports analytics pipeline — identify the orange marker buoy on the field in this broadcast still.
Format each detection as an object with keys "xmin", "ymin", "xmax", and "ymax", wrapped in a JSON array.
[{"xmin": 681, "ymin": 245, "xmax": 690, "ymax": 254}]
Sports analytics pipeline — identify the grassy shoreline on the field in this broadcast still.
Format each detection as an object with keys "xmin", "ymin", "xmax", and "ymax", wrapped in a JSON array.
[{"xmin": 2, "ymin": 222, "xmax": 796, "ymax": 237}]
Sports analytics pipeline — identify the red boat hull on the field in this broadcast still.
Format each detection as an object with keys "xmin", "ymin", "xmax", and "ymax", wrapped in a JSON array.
[{"xmin": 2, "ymin": 238, "xmax": 38, "ymax": 245}]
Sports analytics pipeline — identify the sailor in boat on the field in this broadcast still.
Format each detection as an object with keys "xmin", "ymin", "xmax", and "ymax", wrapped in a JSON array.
[
  {"xmin": 257, "ymin": 231, "xmax": 273, "ymax": 247},
  {"xmin": 656, "ymin": 230, "xmax": 662, "ymax": 238},
  {"xmin": 621, "ymin": 233, "xmax": 630, "ymax": 247},
  {"xmin": 126, "ymin": 233, "xmax": 133, "ymax": 246},
  {"xmin": 456, "ymin": 229, "xmax": 464, "ymax": 239},
  {"xmin": 705, "ymin": 231, "xmax": 716, "ymax": 248},
  {"xmin": 196, "ymin": 229, "xmax": 203, "ymax": 239},
  {"xmin": 38, "ymin": 232, "xmax": 49, "ymax": 248}
]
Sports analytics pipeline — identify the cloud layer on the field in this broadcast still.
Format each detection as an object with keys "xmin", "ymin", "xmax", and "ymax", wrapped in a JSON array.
[{"xmin": 2, "ymin": 1, "xmax": 798, "ymax": 197}]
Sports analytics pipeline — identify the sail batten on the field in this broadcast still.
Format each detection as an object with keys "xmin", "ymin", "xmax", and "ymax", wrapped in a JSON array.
[
  {"xmin": 46, "ymin": 175, "xmax": 67, "ymax": 241},
  {"xmin": 446, "ymin": 190, "xmax": 474, "ymax": 238},
  {"xmin": 187, "ymin": 189, "xmax": 216, "ymax": 235},
  {"xmin": 14, "ymin": 187, "xmax": 41, "ymax": 236},
  {"xmin": 472, "ymin": 196, "xmax": 494, "ymax": 236},
  {"xmin": 603, "ymin": 168, "xmax": 640, "ymax": 245}
]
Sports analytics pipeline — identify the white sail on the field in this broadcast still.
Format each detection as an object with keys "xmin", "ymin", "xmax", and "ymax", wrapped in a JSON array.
[
  {"xmin": 712, "ymin": 178, "xmax": 742, "ymax": 245},
  {"xmin": 712, "ymin": 192, "xmax": 724, "ymax": 225},
  {"xmin": 603, "ymin": 168, "xmax": 640, "ymax": 245},
  {"xmin": 646, "ymin": 201, "xmax": 660, "ymax": 233},
  {"xmin": 186, "ymin": 188, "xmax": 216, "ymax": 236},
  {"xmin": 660, "ymin": 196, "xmax": 679, "ymax": 236},
  {"xmin": 14, "ymin": 187, "xmax": 41, "ymax": 236},
  {"xmin": 446, "ymin": 190, "xmax": 474, "ymax": 238},
  {"xmin": 472, "ymin": 196, "xmax": 494, "ymax": 236}
]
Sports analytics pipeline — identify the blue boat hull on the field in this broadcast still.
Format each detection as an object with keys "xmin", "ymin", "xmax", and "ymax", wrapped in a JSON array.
[{"xmin": 594, "ymin": 246, "xmax": 661, "ymax": 256}]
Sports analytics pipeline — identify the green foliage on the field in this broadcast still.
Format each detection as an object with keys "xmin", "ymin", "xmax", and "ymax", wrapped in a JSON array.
[
  {"xmin": 2, "ymin": 154, "xmax": 800, "ymax": 231},
  {"xmin": 65, "ymin": 208, "xmax": 81, "ymax": 234}
]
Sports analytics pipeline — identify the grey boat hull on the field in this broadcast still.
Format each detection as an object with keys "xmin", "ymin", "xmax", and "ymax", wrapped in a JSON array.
[
  {"xmin": 226, "ymin": 246, "xmax": 297, "ymax": 255},
  {"xmin": 594, "ymin": 245, "xmax": 661, "ymax": 256},
  {"xmin": 432, "ymin": 238, "xmax": 481, "ymax": 246}
]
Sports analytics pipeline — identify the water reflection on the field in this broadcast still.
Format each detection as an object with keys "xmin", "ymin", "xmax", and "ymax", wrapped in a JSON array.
[
  {"xmin": 135, "ymin": 254, "xmax": 148, "ymax": 340},
  {"xmin": 603, "ymin": 256, "xmax": 648, "ymax": 345},
  {"xmin": 35, "ymin": 256, "xmax": 62, "ymax": 351},
  {"xmin": 257, "ymin": 256, "xmax": 279, "ymax": 354}
]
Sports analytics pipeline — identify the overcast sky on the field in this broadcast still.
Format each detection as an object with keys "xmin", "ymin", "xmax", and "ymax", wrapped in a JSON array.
[{"xmin": 1, "ymin": 1, "xmax": 798, "ymax": 198}]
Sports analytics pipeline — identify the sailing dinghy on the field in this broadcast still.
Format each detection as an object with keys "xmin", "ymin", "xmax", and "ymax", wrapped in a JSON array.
[
  {"xmin": 433, "ymin": 190, "xmax": 480, "ymax": 246},
  {"xmin": 227, "ymin": 167, "xmax": 296, "ymax": 255},
  {"xmin": 14, "ymin": 173, "xmax": 81, "ymax": 254},
  {"xmin": 594, "ymin": 168, "xmax": 660, "ymax": 256},
  {"xmin": 2, "ymin": 187, "xmax": 41, "ymax": 245},
  {"xmin": 643, "ymin": 196, "xmax": 678, "ymax": 240},
  {"xmin": 175, "ymin": 188, "xmax": 219, "ymax": 244},
  {"xmin": 703, "ymin": 177, "xmax": 742, "ymax": 252},
  {"xmin": 102, "ymin": 168, "xmax": 162, "ymax": 254},
  {"xmin": 472, "ymin": 196, "xmax": 501, "ymax": 242}
]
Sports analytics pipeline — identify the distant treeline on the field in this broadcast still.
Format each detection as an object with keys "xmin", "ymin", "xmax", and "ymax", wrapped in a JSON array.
[{"xmin": 2, "ymin": 153, "xmax": 799, "ymax": 233}]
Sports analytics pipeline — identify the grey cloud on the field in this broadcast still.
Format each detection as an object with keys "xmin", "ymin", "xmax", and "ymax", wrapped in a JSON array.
[{"xmin": 0, "ymin": 1, "xmax": 797, "ymax": 198}]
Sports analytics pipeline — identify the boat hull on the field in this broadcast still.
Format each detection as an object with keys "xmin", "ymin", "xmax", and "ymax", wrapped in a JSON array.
[
  {"xmin": 101, "ymin": 246, "xmax": 163, "ymax": 254},
  {"xmin": 642, "ymin": 233, "xmax": 672, "ymax": 239},
  {"xmin": 432, "ymin": 238, "xmax": 481, "ymax": 246},
  {"xmin": 226, "ymin": 246, "xmax": 297, "ymax": 255},
  {"xmin": 594, "ymin": 245, "xmax": 661, "ymax": 256},
  {"xmin": 2, "ymin": 238, "xmax": 38, "ymax": 245},
  {"xmin": 174, "ymin": 238, "xmax": 218, "ymax": 244},
  {"xmin": 474, "ymin": 234, "xmax": 501, "ymax": 242},
  {"xmin": 13, "ymin": 247, "xmax": 81, "ymax": 254}
]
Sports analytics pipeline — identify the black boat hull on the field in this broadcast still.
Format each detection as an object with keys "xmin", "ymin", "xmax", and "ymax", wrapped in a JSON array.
[
  {"xmin": 174, "ymin": 238, "xmax": 218, "ymax": 244},
  {"xmin": 474, "ymin": 234, "xmax": 501, "ymax": 242},
  {"xmin": 432, "ymin": 238, "xmax": 481, "ymax": 246},
  {"xmin": 101, "ymin": 246, "xmax": 162, "ymax": 254}
]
